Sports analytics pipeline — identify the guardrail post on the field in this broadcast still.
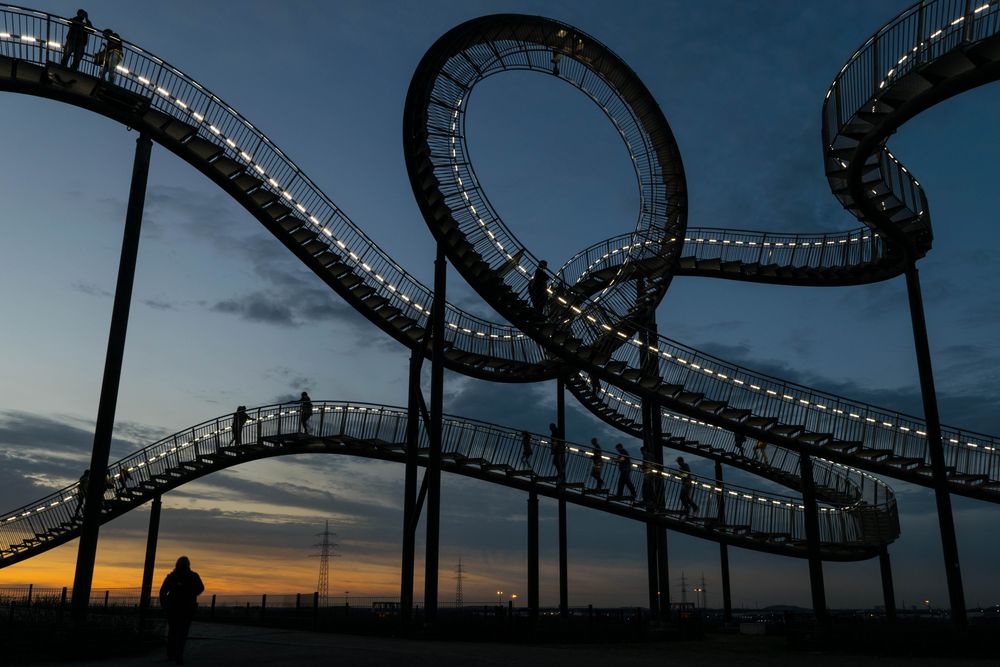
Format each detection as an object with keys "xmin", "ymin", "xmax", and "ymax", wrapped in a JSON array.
[
  {"xmin": 963, "ymin": 0, "xmax": 975, "ymax": 42},
  {"xmin": 401, "ymin": 348, "xmax": 422, "ymax": 623},
  {"xmin": 903, "ymin": 263, "xmax": 966, "ymax": 625},
  {"xmin": 313, "ymin": 591, "xmax": 319, "ymax": 630},
  {"xmin": 138, "ymin": 495, "xmax": 162, "ymax": 633},
  {"xmin": 72, "ymin": 133, "xmax": 153, "ymax": 623},
  {"xmin": 261, "ymin": 594, "xmax": 266, "ymax": 620},
  {"xmin": 799, "ymin": 453, "xmax": 828, "ymax": 623},
  {"xmin": 557, "ymin": 371, "xmax": 569, "ymax": 619},
  {"xmin": 211, "ymin": 594, "xmax": 216, "ymax": 619},
  {"xmin": 424, "ymin": 243, "xmax": 447, "ymax": 622},
  {"xmin": 879, "ymin": 546, "xmax": 897, "ymax": 622},
  {"xmin": 527, "ymin": 486, "xmax": 539, "ymax": 625},
  {"xmin": 26, "ymin": 584, "xmax": 32, "ymax": 607},
  {"xmin": 715, "ymin": 461, "xmax": 733, "ymax": 623}
]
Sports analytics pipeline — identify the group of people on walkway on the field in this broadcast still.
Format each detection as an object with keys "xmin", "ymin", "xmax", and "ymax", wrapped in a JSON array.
[
  {"xmin": 515, "ymin": 428, "xmax": 707, "ymax": 514},
  {"xmin": 57, "ymin": 9, "xmax": 125, "ymax": 83}
]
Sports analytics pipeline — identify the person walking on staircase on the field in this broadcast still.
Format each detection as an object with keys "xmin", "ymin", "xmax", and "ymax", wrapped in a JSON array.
[
  {"xmin": 298, "ymin": 392, "xmax": 313, "ymax": 435},
  {"xmin": 589, "ymin": 438, "xmax": 605, "ymax": 490},
  {"xmin": 231, "ymin": 405, "xmax": 252, "ymax": 447},
  {"xmin": 676, "ymin": 456, "xmax": 699, "ymax": 514},
  {"xmin": 60, "ymin": 9, "xmax": 92, "ymax": 70},
  {"xmin": 615, "ymin": 443, "xmax": 637, "ymax": 499}
]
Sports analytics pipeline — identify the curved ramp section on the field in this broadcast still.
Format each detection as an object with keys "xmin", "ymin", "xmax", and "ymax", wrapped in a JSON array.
[
  {"xmin": 0, "ymin": 6, "xmax": 994, "ymax": 561},
  {"xmin": 0, "ymin": 403, "xmax": 898, "ymax": 569},
  {"xmin": 402, "ymin": 12, "xmax": 1000, "ymax": 501}
]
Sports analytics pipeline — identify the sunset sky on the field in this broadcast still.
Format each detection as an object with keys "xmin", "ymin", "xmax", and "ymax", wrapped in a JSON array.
[{"xmin": 2, "ymin": 0, "xmax": 1000, "ymax": 610}]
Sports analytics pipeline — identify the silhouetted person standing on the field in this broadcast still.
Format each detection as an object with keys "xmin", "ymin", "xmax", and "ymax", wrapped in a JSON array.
[
  {"xmin": 73, "ymin": 469, "xmax": 89, "ymax": 519},
  {"xmin": 590, "ymin": 438, "xmax": 605, "ymax": 490},
  {"xmin": 676, "ymin": 456, "xmax": 698, "ymax": 514},
  {"xmin": 753, "ymin": 438, "xmax": 770, "ymax": 465},
  {"xmin": 96, "ymin": 28, "xmax": 123, "ymax": 83},
  {"xmin": 231, "ymin": 405, "xmax": 251, "ymax": 447},
  {"xmin": 298, "ymin": 392, "xmax": 313, "ymax": 434},
  {"xmin": 614, "ymin": 443, "xmax": 636, "ymax": 499},
  {"xmin": 548, "ymin": 422, "xmax": 565, "ymax": 481},
  {"xmin": 733, "ymin": 432, "xmax": 746, "ymax": 456},
  {"xmin": 60, "ymin": 9, "xmax": 92, "ymax": 70},
  {"xmin": 116, "ymin": 465, "xmax": 131, "ymax": 499},
  {"xmin": 521, "ymin": 430, "xmax": 533, "ymax": 469},
  {"xmin": 160, "ymin": 556, "xmax": 205, "ymax": 665},
  {"xmin": 528, "ymin": 261, "xmax": 549, "ymax": 314}
]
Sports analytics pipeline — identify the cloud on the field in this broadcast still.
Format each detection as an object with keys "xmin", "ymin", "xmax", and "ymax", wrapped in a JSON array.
[
  {"xmin": 142, "ymin": 298, "xmax": 175, "ymax": 310},
  {"xmin": 71, "ymin": 281, "xmax": 112, "ymax": 298},
  {"xmin": 212, "ymin": 291, "xmax": 297, "ymax": 327}
]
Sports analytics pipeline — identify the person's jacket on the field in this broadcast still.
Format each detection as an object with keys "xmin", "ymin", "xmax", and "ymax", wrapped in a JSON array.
[{"xmin": 159, "ymin": 570, "xmax": 205, "ymax": 615}]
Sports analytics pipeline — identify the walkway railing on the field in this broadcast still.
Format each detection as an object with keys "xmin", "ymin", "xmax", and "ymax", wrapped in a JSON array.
[{"xmin": 0, "ymin": 402, "xmax": 898, "ymax": 566}]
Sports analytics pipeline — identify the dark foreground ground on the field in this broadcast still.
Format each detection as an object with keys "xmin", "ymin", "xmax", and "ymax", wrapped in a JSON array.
[{"xmin": 28, "ymin": 622, "xmax": 999, "ymax": 666}]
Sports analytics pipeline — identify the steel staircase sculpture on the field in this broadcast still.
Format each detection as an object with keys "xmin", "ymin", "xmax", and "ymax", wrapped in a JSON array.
[
  {"xmin": 0, "ymin": 1, "xmax": 996, "ymax": 571},
  {"xmin": 0, "ymin": 403, "xmax": 898, "ymax": 568}
]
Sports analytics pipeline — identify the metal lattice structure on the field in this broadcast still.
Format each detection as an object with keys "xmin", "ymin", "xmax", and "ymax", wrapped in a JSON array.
[
  {"xmin": 0, "ymin": 2, "xmax": 997, "ymax": 608},
  {"xmin": 311, "ymin": 521, "xmax": 338, "ymax": 607}
]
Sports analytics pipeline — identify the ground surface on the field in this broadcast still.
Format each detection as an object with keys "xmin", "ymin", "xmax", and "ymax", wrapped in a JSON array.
[{"xmin": 28, "ymin": 622, "xmax": 998, "ymax": 666}]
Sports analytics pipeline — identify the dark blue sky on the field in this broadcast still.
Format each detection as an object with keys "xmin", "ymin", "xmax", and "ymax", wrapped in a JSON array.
[{"xmin": 1, "ymin": 0, "xmax": 999, "ymax": 608}]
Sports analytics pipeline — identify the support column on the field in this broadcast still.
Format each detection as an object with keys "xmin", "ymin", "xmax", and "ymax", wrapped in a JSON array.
[
  {"xmin": 71, "ymin": 134, "xmax": 152, "ymax": 622},
  {"xmin": 799, "ymin": 452, "xmax": 827, "ymax": 622},
  {"xmin": 879, "ymin": 545, "xmax": 897, "ymax": 622},
  {"xmin": 138, "ymin": 495, "xmax": 162, "ymax": 631},
  {"xmin": 904, "ymin": 264, "xmax": 966, "ymax": 625},
  {"xmin": 557, "ymin": 372, "xmax": 568, "ymax": 618},
  {"xmin": 715, "ymin": 461, "xmax": 733, "ymax": 623},
  {"xmin": 400, "ymin": 348, "xmax": 422, "ymax": 622},
  {"xmin": 424, "ymin": 244, "xmax": 446, "ymax": 621},
  {"xmin": 527, "ymin": 487, "xmax": 539, "ymax": 623}
]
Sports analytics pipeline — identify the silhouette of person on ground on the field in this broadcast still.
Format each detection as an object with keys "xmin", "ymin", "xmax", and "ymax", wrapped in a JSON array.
[
  {"xmin": 676, "ymin": 456, "xmax": 699, "ymax": 514},
  {"xmin": 589, "ymin": 438, "xmax": 605, "ymax": 490},
  {"xmin": 159, "ymin": 556, "xmax": 204, "ymax": 665},
  {"xmin": 60, "ymin": 9, "xmax": 92, "ymax": 71},
  {"xmin": 95, "ymin": 28, "xmax": 123, "ymax": 83},
  {"xmin": 733, "ymin": 432, "xmax": 746, "ymax": 456},
  {"xmin": 548, "ymin": 422, "xmax": 566, "ymax": 482},
  {"xmin": 614, "ymin": 443, "xmax": 637, "ymax": 499},
  {"xmin": 528, "ymin": 261, "xmax": 549, "ymax": 314},
  {"xmin": 753, "ymin": 438, "xmax": 770, "ymax": 465},
  {"xmin": 73, "ymin": 469, "xmax": 90, "ymax": 519},
  {"xmin": 298, "ymin": 392, "xmax": 313, "ymax": 434},
  {"xmin": 520, "ymin": 431, "xmax": 533, "ymax": 469},
  {"xmin": 231, "ymin": 405, "xmax": 251, "ymax": 447}
]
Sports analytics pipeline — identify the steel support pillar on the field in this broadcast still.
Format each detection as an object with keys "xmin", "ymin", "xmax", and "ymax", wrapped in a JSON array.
[
  {"xmin": 799, "ymin": 452, "xmax": 827, "ymax": 622},
  {"xmin": 903, "ymin": 263, "xmax": 966, "ymax": 625},
  {"xmin": 557, "ymin": 372, "xmax": 568, "ymax": 618},
  {"xmin": 879, "ymin": 545, "xmax": 897, "ymax": 622},
  {"xmin": 424, "ymin": 244, "xmax": 446, "ymax": 621},
  {"xmin": 527, "ymin": 487, "xmax": 539, "ymax": 623},
  {"xmin": 138, "ymin": 495, "xmax": 162, "ymax": 631},
  {"xmin": 400, "ymin": 348, "xmax": 422, "ymax": 622},
  {"xmin": 715, "ymin": 461, "xmax": 733, "ymax": 623},
  {"xmin": 71, "ymin": 134, "xmax": 152, "ymax": 622}
]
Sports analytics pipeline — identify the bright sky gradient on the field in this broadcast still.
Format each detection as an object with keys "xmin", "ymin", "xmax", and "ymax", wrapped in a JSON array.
[{"xmin": 2, "ymin": 0, "xmax": 1000, "ymax": 610}]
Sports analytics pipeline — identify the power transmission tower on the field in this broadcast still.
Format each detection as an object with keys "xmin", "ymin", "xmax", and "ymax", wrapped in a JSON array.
[
  {"xmin": 700, "ymin": 572, "xmax": 708, "ymax": 610},
  {"xmin": 311, "ymin": 520, "xmax": 339, "ymax": 607},
  {"xmin": 679, "ymin": 571, "xmax": 688, "ymax": 605},
  {"xmin": 455, "ymin": 558, "xmax": 464, "ymax": 608}
]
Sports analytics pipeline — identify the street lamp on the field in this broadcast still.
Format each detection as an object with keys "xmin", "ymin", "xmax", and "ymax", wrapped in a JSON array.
[
  {"xmin": 496, "ymin": 590, "xmax": 503, "ymax": 605},
  {"xmin": 511, "ymin": 593, "xmax": 518, "ymax": 607}
]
